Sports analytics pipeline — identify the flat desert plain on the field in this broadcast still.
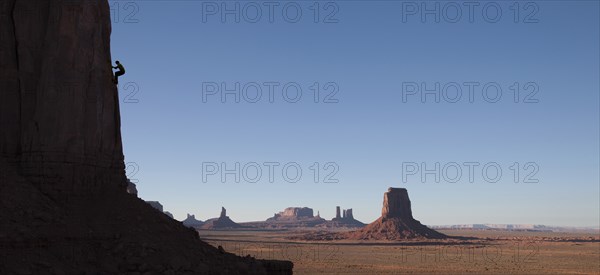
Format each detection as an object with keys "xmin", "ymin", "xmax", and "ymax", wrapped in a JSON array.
[{"xmin": 198, "ymin": 229, "xmax": 599, "ymax": 274}]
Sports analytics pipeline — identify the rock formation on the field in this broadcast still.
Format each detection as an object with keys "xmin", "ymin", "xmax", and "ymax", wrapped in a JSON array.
[
  {"xmin": 345, "ymin": 188, "xmax": 446, "ymax": 240},
  {"xmin": 333, "ymin": 207, "xmax": 356, "ymax": 221},
  {"xmin": 146, "ymin": 201, "xmax": 164, "ymax": 212},
  {"xmin": 321, "ymin": 206, "xmax": 365, "ymax": 228},
  {"xmin": 266, "ymin": 207, "xmax": 319, "ymax": 222},
  {"xmin": 245, "ymin": 207, "xmax": 325, "ymax": 228},
  {"xmin": 145, "ymin": 200, "xmax": 177, "ymax": 219},
  {"xmin": 182, "ymin": 214, "xmax": 204, "ymax": 228},
  {"xmin": 343, "ymin": 209, "xmax": 354, "ymax": 219},
  {"xmin": 270, "ymin": 207, "xmax": 314, "ymax": 219},
  {"xmin": 201, "ymin": 207, "xmax": 242, "ymax": 229},
  {"xmin": 381, "ymin": 188, "xmax": 412, "ymax": 219},
  {"xmin": 126, "ymin": 179, "xmax": 138, "ymax": 196},
  {"xmin": 0, "ymin": 1, "xmax": 291, "ymax": 273}
]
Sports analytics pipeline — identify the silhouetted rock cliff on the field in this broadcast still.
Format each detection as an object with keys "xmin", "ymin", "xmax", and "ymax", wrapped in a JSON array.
[{"xmin": 0, "ymin": 1, "xmax": 292, "ymax": 273}]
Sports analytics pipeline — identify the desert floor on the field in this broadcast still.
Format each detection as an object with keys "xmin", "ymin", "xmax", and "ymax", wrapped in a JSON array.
[{"xmin": 198, "ymin": 229, "xmax": 599, "ymax": 274}]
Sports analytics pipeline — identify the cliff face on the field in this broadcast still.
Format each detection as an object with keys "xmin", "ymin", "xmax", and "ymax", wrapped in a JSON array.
[
  {"xmin": 382, "ymin": 188, "xmax": 413, "ymax": 220},
  {"xmin": 0, "ymin": 0, "xmax": 125, "ymax": 197},
  {"xmin": 0, "ymin": 1, "xmax": 292, "ymax": 273}
]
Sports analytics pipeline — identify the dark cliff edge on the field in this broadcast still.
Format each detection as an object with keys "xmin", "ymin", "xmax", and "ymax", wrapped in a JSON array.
[{"xmin": 0, "ymin": 1, "xmax": 292, "ymax": 273}]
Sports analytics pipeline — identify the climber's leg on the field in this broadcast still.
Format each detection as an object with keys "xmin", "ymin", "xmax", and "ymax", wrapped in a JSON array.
[{"xmin": 114, "ymin": 71, "xmax": 124, "ymax": 85}]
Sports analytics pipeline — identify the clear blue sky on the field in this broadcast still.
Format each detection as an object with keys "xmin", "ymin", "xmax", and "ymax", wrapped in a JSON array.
[{"xmin": 110, "ymin": 0, "xmax": 599, "ymax": 227}]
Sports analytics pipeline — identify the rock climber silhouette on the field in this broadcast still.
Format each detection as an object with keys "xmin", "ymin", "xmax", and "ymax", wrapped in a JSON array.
[{"xmin": 112, "ymin": 60, "xmax": 125, "ymax": 84}]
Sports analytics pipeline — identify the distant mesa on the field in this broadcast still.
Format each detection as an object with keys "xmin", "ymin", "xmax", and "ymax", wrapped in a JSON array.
[
  {"xmin": 182, "ymin": 214, "xmax": 204, "ymax": 228},
  {"xmin": 268, "ymin": 207, "xmax": 316, "ymax": 221},
  {"xmin": 244, "ymin": 206, "xmax": 366, "ymax": 229},
  {"xmin": 344, "ymin": 187, "xmax": 446, "ymax": 240},
  {"xmin": 241, "ymin": 207, "xmax": 325, "ymax": 229},
  {"xmin": 201, "ymin": 207, "xmax": 243, "ymax": 229},
  {"xmin": 243, "ymin": 207, "xmax": 325, "ymax": 228}
]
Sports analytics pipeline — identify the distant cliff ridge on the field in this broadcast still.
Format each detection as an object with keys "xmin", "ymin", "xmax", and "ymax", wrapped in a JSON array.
[{"xmin": 429, "ymin": 224, "xmax": 600, "ymax": 233}]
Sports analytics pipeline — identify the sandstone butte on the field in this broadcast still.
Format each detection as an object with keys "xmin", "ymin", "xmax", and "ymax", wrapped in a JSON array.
[
  {"xmin": 0, "ymin": 1, "xmax": 292, "ymax": 273},
  {"xmin": 344, "ymin": 188, "xmax": 447, "ymax": 240},
  {"xmin": 201, "ymin": 207, "xmax": 243, "ymax": 229}
]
